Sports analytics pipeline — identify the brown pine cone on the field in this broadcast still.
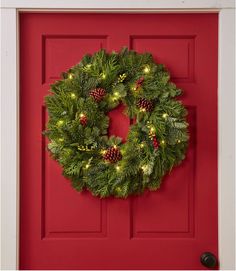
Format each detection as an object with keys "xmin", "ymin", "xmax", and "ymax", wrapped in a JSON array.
[
  {"xmin": 137, "ymin": 98, "xmax": 154, "ymax": 112},
  {"xmin": 103, "ymin": 146, "xmax": 122, "ymax": 163},
  {"xmin": 89, "ymin": 88, "xmax": 106, "ymax": 102}
]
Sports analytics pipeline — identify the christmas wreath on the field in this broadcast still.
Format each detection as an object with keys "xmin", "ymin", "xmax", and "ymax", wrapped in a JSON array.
[{"xmin": 44, "ymin": 48, "xmax": 189, "ymax": 198}]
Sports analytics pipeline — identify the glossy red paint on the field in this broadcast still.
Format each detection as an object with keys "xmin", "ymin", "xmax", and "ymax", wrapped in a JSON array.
[{"xmin": 20, "ymin": 13, "xmax": 218, "ymax": 269}]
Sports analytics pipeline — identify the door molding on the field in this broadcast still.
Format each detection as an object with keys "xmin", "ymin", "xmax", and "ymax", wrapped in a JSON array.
[{"xmin": 1, "ymin": 1, "xmax": 235, "ymax": 269}]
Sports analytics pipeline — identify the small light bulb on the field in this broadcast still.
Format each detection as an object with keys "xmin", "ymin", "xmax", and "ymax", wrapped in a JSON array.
[
  {"xmin": 177, "ymin": 139, "xmax": 181, "ymax": 143},
  {"xmin": 116, "ymin": 187, "xmax": 122, "ymax": 192},
  {"xmin": 162, "ymin": 113, "xmax": 168, "ymax": 119},
  {"xmin": 116, "ymin": 166, "xmax": 120, "ymax": 171},
  {"xmin": 114, "ymin": 92, "xmax": 119, "ymax": 96},
  {"xmin": 140, "ymin": 143, "xmax": 144, "ymax": 148},
  {"xmin": 150, "ymin": 127, "xmax": 155, "ymax": 133},
  {"xmin": 101, "ymin": 150, "xmax": 106, "ymax": 155},
  {"xmin": 68, "ymin": 73, "xmax": 73, "ymax": 79},
  {"xmin": 140, "ymin": 108, "xmax": 146, "ymax": 112},
  {"xmin": 113, "ymin": 145, "xmax": 117, "ymax": 149},
  {"xmin": 58, "ymin": 138, "xmax": 64, "ymax": 142},
  {"xmin": 57, "ymin": 120, "xmax": 64, "ymax": 126},
  {"xmin": 85, "ymin": 164, "xmax": 90, "ymax": 169},
  {"xmin": 80, "ymin": 113, "xmax": 85, "ymax": 118},
  {"xmin": 143, "ymin": 66, "xmax": 150, "ymax": 74},
  {"xmin": 70, "ymin": 93, "xmax": 76, "ymax": 99},
  {"xmin": 131, "ymin": 85, "xmax": 137, "ymax": 91},
  {"xmin": 161, "ymin": 140, "xmax": 165, "ymax": 144},
  {"xmin": 101, "ymin": 73, "xmax": 106, "ymax": 79}
]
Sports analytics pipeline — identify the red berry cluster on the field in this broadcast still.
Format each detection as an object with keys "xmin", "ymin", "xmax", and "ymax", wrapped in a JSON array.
[
  {"xmin": 103, "ymin": 146, "xmax": 122, "ymax": 163},
  {"xmin": 152, "ymin": 136, "xmax": 159, "ymax": 149},
  {"xmin": 137, "ymin": 98, "xmax": 154, "ymax": 112},
  {"xmin": 149, "ymin": 130, "xmax": 159, "ymax": 150},
  {"xmin": 89, "ymin": 88, "xmax": 106, "ymax": 102},
  {"xmin": 79, "ymin": 115, "xmax": 87, "ymax": 126},
  {"xmin": 134, "ymin": 76, "xmax": 144, "ymax": 90}
]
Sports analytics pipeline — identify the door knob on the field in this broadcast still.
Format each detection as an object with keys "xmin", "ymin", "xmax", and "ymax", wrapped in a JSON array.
[{"xmin": 200, "ymin": 252, "xmax": 217, "ymax": 268}]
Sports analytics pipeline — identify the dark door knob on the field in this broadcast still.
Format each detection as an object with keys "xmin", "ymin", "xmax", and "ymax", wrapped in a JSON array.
[{"xmin": 200, "ymin": 252, "xmax": 217, "ymax": 268}]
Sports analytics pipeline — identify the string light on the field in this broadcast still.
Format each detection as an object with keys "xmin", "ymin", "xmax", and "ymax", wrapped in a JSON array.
[
  {"xmin": 101, "ymin": 150, "xmax": 106, "ymax": 155},
  {"xmin": 161, "ymin": 140, "xmax": 165, "ymax": 145},
  {"xmin": 57, "ymin": 120, "xmax": 64, "ymax": 127},
  {"xmin": 58, "ymin": 138, "xmax": 64, "ymax": 142},
  {"xmin": 68, "ymin": 73, "xmax": 73, "ymax": 80},
  {"xmin": 140, "ymin": 108, "xmax": 146, "ymax": 112},
  {"xmin": 101, "ymin": 73, "xmax": 106, "ymax": 79},
  {"xmin": 131, "ymin": 84, "xmax": 137, "ymax": 91},
  {"xmin": 143, "ymin": 65, "xmax": 151, "ymax": 74},
  {"xmin": 114, "ymin": 92, "xmax": 119, "ymax": 97},
  {"xmin": 116, "ymin": 187, "xmax": 122, "ymax": 192},
  {"xmin": 80, "ymin": 113, "xmax": 85, "ymax": 118},
  {"xmin": 113, "ymin": 145, "xmax": 117, "ymax": 149},
  {"xmin": 177, "ymin": 139, "xmax": 181, "ymax": 143},
  {"xmin": 70, "ymin": 93, "xmax": 76, "ymax": 99},
  {"xmin": 150, "ymin": 127, "xmax": 155, "ymax": 133},
  {"xmin": 140, "ymin": 143, "xmax": 144, "ymax": 148},
  {"xmin": 116, "ymin": 166, "xmax": 120, "ymax": 171},
  {"xmin": 162, "ymin": 113, "xmax": 168, "ymax": 119},
  {"xmin": 85, "ymin": 164, "xmax": 90, "ymax": 169}
]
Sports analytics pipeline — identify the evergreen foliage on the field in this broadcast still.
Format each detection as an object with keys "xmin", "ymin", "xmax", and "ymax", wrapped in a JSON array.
[{"xmin": 44, "ymin": 48, "xmax": 189, "ymax": 198}]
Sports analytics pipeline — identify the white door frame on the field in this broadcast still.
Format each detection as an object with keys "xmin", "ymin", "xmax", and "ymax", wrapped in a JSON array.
[{"xmin": 1, "ymin": 0, "xmax": 235, "ymax": 269}]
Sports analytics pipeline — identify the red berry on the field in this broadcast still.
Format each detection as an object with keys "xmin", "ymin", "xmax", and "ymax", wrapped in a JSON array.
[{"xmin": 80, "ymin": 115, "xmax": 87, "ymax": 126}]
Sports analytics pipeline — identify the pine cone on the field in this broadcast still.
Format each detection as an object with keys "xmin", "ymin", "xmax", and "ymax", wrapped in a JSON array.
[
  {"xmin": 80, "ymin": 115, "xmax": 87, "ymax": 126},
  {"xmin": 103, "ymin": 146, "xmax": 122, "ymax": 163},
  {"xmin": 137, "ymin": 98, "xmax": 154, "ymax": 112},
  {"xmin": 89, "ymin": 88, "xmax": 106, "ymax": 102}
]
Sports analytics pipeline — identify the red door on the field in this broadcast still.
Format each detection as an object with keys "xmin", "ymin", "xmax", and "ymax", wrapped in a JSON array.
[{"xmin": 20, "ymin": 13, "xmax": 218, "ymax": 269}]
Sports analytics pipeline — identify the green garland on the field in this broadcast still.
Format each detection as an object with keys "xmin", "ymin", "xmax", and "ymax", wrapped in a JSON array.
[{"xmin": 44, "ymin": 48, "xmax": 189, "ymax": 198}]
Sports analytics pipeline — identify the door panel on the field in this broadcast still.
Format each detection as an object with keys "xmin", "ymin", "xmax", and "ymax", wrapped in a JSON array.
[{"xmin": 20, "ymin": 13, "xmax": 218, "ymax": 269}]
